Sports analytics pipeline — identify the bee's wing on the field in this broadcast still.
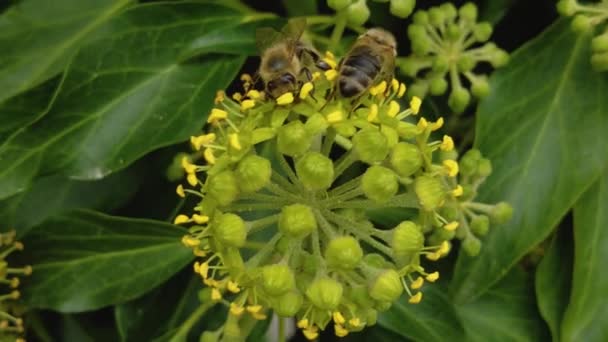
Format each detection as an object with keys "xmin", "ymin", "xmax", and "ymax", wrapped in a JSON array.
[
  {"xmin": 256, "ymin": 27, "xmax": 283, "ymax": 53},
  {"xmin": 282, "ymin": 18, "xmax": 307, "ymax": 58}
]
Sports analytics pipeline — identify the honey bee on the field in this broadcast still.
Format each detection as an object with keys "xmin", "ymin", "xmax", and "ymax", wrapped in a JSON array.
[
  {"xmin": 256, "ymin": 18, "xmax": 330, "ymax": 99},
  {"xmin": 337, "ymin": 28, "xmax": 397, "ymax": 98}
]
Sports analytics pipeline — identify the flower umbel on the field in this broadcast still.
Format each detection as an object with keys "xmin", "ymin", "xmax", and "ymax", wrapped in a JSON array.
[{"xmin": 174, "ymin": 60, "xmax": 511, "ymax": 338}]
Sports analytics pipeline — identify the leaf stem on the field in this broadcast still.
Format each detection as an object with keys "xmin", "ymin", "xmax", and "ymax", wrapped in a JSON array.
[
  {"xmin": 330, "ymin": 10, "xmax": 348, "ymax": 52},
  {"xmin": 170, "ymin": 301, "xmax": 216, "ymax": 342}
]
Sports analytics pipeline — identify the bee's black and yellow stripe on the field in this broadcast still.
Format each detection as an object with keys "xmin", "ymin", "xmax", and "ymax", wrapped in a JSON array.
[{"xmin": 338, "ymin": 47, "xmax": 381, "ymax": 98}]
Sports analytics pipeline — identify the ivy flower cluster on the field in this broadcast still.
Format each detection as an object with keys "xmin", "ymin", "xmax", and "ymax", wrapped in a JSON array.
[
  {"xmin": 0, "ymin": 230, "xmax": 31, "ymax": 342},
  {"xmin": 173, "ymin": 52, "xmax": 511, "ymax": 339},
  {"xmin": 399, "ymin": 2, "xmax": 510, "ymax": 113},
  {"xmin": 558, "ymin": 0, "xmax": 608, "ymax": 71},
  {"xmin": 328, "ymin": 0, "xmax": 416, "ymax": 26}
]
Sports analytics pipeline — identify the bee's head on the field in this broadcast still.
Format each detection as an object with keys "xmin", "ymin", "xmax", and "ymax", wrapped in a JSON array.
[
  {"xmin": 363, "ymin": 28, "xmax": 397, "ymax": 56},
  {"xmin": 267, "ymin": 73, "xmax": 297, "ymax": 98}
]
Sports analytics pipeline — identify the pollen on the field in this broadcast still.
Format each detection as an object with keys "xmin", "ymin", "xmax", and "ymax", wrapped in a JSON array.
[
  {"xmin": 199, "ymin": 262, "xmax": 210, "ymax": 279},
  {"xmin": 431, "ymin": 117, "xmax": 444, "ymax": 131},
  {"xmin": 323, "ymin": 57, "xmax": 338, "ymax": 69},
  {"xmin": 192, "ymin": 214, "xmax": 209, "ymax": 224},
  {"xmin": 367, "ymin": 103, "xmax": 379, "ymax": 122},
  {"xmin": 174, "ymin": 214, "xmax": 189, "ymax": 225},
  {"xmin": 443, "ymin": 159, "xmax": 459, "ymax": 177},
  {"xmin": 398, "ymin": 83, "xmax": 407, "ymax": 98},
  {"xmin": 181, "ymin": 157, "xmax": 196, "ymax": 174},
  {"xmin": 349, "ymin": 318, "xmax": 361, "ymax": 328},
  {"xmin": 303, "ymin": 326, "xmax": 319, "ymax": 340},
  {"xmin": 417, "ymin": 117, "xmax": 428, "ymax": 130},
  {"xmin": 232, "ymin": 92, "xmax": 243, "ymax": 101},
  {"xmin": 426, "ymin": 271, "xmax": 440, "ymax": 282},
  {"xmin": 203, "ymin": 147, "xmax": 216, "ymax": 165},
  {"xmin": 370, "ymin": 81, "xmax": 387, "ymax": 96},
  {"xmin": 408, "ymin": 292, "xmax": 423, "ymax": 304},
  {"xmin": 451, "ymin": 185, "xmax": 463, "ymax": 197},
  {"xmin": 227, "ymin": 280, "xmax": 241, "ymax": 293},
  {"xmin": 426, "ymin": 252, "xmax": 441, "ymax": 261},
  {"xmin": 230, "ymin": 303, "xmax": 245, "ymax": 316},
  {"xmin": 440, "ymin": 135, "xmax": 454, "ymax": 151},
  {"xmin": 410, "ymin": 96, "xmax": 422, "ymax": 114},
  {"xmin": 214, "ymin": 90, "xmax": 225, "ymax": 104},
  {"xmin": 443, "ymin": 221, "xmax": 459, "ymax": 231},
  {"xmin": 297, "ymin": 319, "xmax": 310, "ymax": 329},
  {"xmin": 229, "ymin": 133, "xmax": 242, "ymax": 150},
  {"xmin": 208, "ymin": 108, "xmax": 228, "ymax": 123},
  {"xmin": 176, "ymin": 184, "xmax": 185, "ymax": 198},
  {"xmin": 439, "ymin": 241, "xmax": 451, "ymax": 255},
  {"xmin": 387, "ymin": 100, "xmax": 400, "ymax": 117},
  {"xmin": 411, "ymin": 276, "xmax": 424, "ymax": 289},
  {"xmin": 391, "ymin": 78, "xmax": 399, "ymax": 92},
  {"xmin": 211, "ymin": 288, "xmax": 222, "ymax": 301},
  {"xmin": 187, "ymin": 173, "xmax": 198, "ymax": 186},
  {"xmin": 240, "ymin": 73, "xmax": 253, "ymax": 83},
  {"xmin": 332, "ymin": 311, "xmax": 346, "ymax": 325},
  {"xmin": 246, "ymin": 89, "xmax": 262, "ymax": 99},
  {"xmin": 190, "ymin": 133, "xmax": 216, "ymax": 151},
  {"xmin": 181, "ymin": 236, "xmax": 200, "ymax": 248},
  {"xmin": 326, "ymin": 110, "xmax": 343, "ymax": 123},
  {"xmin": 325, "ymin": 69, "xmax": 338, "ymax": 81},
  {"xmin": 246, "ymin": 305, "xmax": 263, "ymax": 314},
  {"xmin": 252, "ymin": 311, "xmax": 267, "ymax": 320},
  {"xmin": 241, "ymin": 99, "xmax": 255, "ymax": 111},
  {"xmin": 299, "ymin": 82, "xmax": 314, "ymax": 99},
  {"xmin": 312, "ymin": 71, "xmax": 321, "ymax": 80},
  {"xmin": 276, "ymin": 92, "xmax": 295, "ymax": 105},
  {"xmin": 335, "ymin": 324, "xmax": 349, "ymax": 337}
]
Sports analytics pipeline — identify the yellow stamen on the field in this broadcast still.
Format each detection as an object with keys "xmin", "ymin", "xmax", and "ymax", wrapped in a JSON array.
[
  {"xmin": 335, "ymin": 324, "xmax": 349, "ymax": 337},
  {"xmin": 409, "ymin": 292, "xmax": 423, "ymax": 304},
  {"xmin": 398, "ymin": 83, "xmax": 407, "ymax": 98},
  {"xmin": 193, "ymin": 247, "xmax": 207, "ymax": 257},
  {"xmin": 207, "ymin": 108, "xmax": 228, "ymax": 123},
  {"xmin": 439, "ymin": 241, "xmax": 451, "ymax": 255},
  {"xmin": 367, "ymin": 103, "xmax": 379, "ymax": 122},
  {"xmin": 211, "ymin": 288, "xmax": 222, "ymax": 301},
  {"xmin": 444, "ymin": 221, "xmax": 459, "ymax": 231},
  {"xmin": 230, "ymin": 303, "xmax": 245, "ymax": 316},
  {"xmin": 214, "ymin": 90, "xmax": 225, "ymax": 104},
  {"xmin": 387, "ymin": 100, "xmax": 400, "ymax": 117},
  {"xmin": 297, "ymin": 319, "xmax": 310, "ymax": 329},
  {"xmin": 252, "ymin": 312, "xmax": 267, "ymax": 320},
  {"xmin": 323, "ymin": 57, "xmax": 337, "ymax": 69},
  {"xmin": 227, "ymin": 280, "xmax": 241, "ymax": 293},
  {"xmin": 232, "ymin": 92, "xmax": 243, "ymax": 101},
  {"xmin": 326, "ymin": 110, "xmax": 343, "ymax": 123},
  {"xmin": 199, "ymin": 262, "xmax": 210, "ymax": 279},
  {"xmin": 443, "ymin": 159, "xmax": 459, "ymax": 177},
  {"xmin": 417, "ymin": 117, "xmax": 428, "ymax": 131},
  {"xmin": 173, "ymin": 214, "xmax": 189, "ymax": 225},
  {"xmin": 348, "ymin": 318, "xmax": 361, "ymax": 328},
  {"xmin": 426, "ymin": 271, "xmax": 440, "ymax": 282},
  {"xmin": 333, "ymin": 311, "xmax": 346, "ymax": 325},
  {"xmin": 240, "ymin": 74, "xmax": 253, "ymax": 83},
  {"xmin": 276, "ymin": 92, "xmax": 294, "ymax": 105},
  {"xmin": 369, "ymin": 81, "xmax": 387, "ymax": 96},
  {"xmin": 299, "ymin": 82, "xmax": 314, "ymax": 99},
  {"xmin": 303, "ymin": 327, "xmax": 319, "ymax": 340},
  {"xmin": 229, "ymin": 133, "xmax": 242, "ymax": 150},
  {"xmin": 312, "ymin": 71, "xmax": 321, "ymax": 81},
  {"xmin": 426, "ymin": 252, "xmax": 441, "ymax": 261},
  {"xmin": 411, "ymin": 276, "xmax": 424, "ymax": 290},
  {"xmin": 440, "ymin": 135, "xmax": 454, "ymax": 151},
  {"xmin": 187, "ymin": 173, "xmax": 198, "ymax": 186},
  {"xmin": 246, "ymin": 305, "xmax": 263, "ymax": 314},
  {"xmin": 325, "ymin": 69, "xmax": 338, "ymax": 81},
  {"xmin": 203, "ymin": 147, "xmax": 216, "ymax": 165},
  {"xmin": 181, "ymin": 236, "xmax": 200, "ymax": 248},
  {"xmin": 451, "ymin": 185, "xmax": 463, "ymax": 197},
  {"xmin": 181, "ymin": 157, "xmax": 196, "ymax": 174},
  {"xmin": 410, "ymin": 96, "xmax": 422, "ymax": 114},
  {"xmin": 192, "ymin": 214, "xmax": 209, "ymax": 224},
  {"xmin": 246, "ymin": 89, "xmax": 262, "ymax": 99},
  {"xmin": 240, "ymin": 99, "xmax": 255, "ymax": 111},
  {"xmin": 176, "ymin": 184, "xmax": 185, "ymax": 198},
  {"xmin": 325, "ymin": 51, "xmax": 336, "ymax": 60},
  {"xmin": 430, "ymin": 117, "xmax": 444, "ymax": 131},
  {"xmin": 391, "ymin": 78, "xmax": 399, "ymax": 92}
]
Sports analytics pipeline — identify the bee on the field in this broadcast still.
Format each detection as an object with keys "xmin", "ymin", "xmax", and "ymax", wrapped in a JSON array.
[
  {"xmin": 256, "ymin": 18, "xmax": 330, "ymax": 99},
  {"xmin": 337, "ymin": 28, "xmax": 397, "ymax": 98}
]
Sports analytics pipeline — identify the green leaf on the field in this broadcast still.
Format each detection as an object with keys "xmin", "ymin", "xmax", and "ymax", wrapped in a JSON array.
[
  {"xmin": 561, "ymin": 172, "xmax": 608, "ymax": 342},
  {"xmin": 450, "ymin": 19, "xmax": 608, "ymax": 302},
  {"xmin": 535, "ymin": 223, "xmax": 573, "ymax": 341},
  {"xmin": 20, "ymin": 210, "xmax": 193, "ymax": 312},
  {"xmin": 0, "ymin": 1, "xmax": 261, "ymax": 200},
  {"xmin": 0, "ymin": 0, "xmax": 131, "ymax": 103},
  {"xmin": 283, "ymin": 0, "xmax": 317, "ymax": 16},
  {"xmin": 377, "ymin": 284, "xmax": 466, "ymax": 342},
  {"xmin": 479, "ymin": 0, "xmax": 516, "ymax": 24},
  {"xmin": 457, "ymin": 267, "xmax": 549, "ymax": 342}
]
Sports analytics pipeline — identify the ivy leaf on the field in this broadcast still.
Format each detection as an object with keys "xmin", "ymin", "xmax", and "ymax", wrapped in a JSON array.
[
  {"xmin": 450, "ymin": 19, "xmax": 608, "ymax": 302},
  {"xmin": 535, "ymin": 222, "xmax": 573, "ymax": 341},
  {"xmin": 20, "ymin": 210, "xmax": 193, "ymax": 312},
  {"xmin": 457, "ymin": 267, "xmax": 549, "ymax": 342},
  {"xmin": 561, "ymin": 172, "xmax": 608, "ymax": 341},
  {"xmin": 0, "ymin": 0, "xmax": 131, "ymax": 103},
  {"xmin": 377, "ymin": 284, "xmax": 466, "ymax": 342},
  {"xmin": 0, "ymin": 1, "xmax": 267, "ymax": 200}
]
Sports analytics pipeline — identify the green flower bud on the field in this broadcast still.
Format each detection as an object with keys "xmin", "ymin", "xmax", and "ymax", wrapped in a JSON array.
[
  {"xmin": 325, "ymin": 236, "xmax": 364, "ymax": 269},
  {"xmin": 366, "ymin": 309, "xmax": 378, "ymax": 325},
  {"xmin": 470, "ymin": 215, "xmax": 490, "ymax": 236},
  {"xmin": 375, "ymin": 300, "xmax": 392, "ymax": 311},
  {"xmin": 591, "ymin": 52, "xmax": 608, "ymax": 72},
  {"xmin": 391, "ymin": 221, "xmax": 424, "ymax": 265},
  {"xmin": 262, "ymin": 264, "xmax": 295, "ymax": 295},
  {"xmin": 490, "ymin": 202, "xmax": 513, "ymax": 224},
  {"xmin": 279, "ymin": 203, "xmax": 317, "ymax": 238},
  {"xmin": 477, "ymin": 158, "xmax": 493, "ymax": 177},
  {"xmin": 167, "ymin": 152, "xmax": 188, "ymax": 181},
  {"xmin": 473, "ymin": 22, "xmax": 493, "ymax": 42},
  {"xmin": 439, "ymin": 148, "xmax": 459, "ymax": 162},
  {"xmin": 446, "ymin": 23, "xmax": 461, "ymax": 41},
  {"xmin": 413, "ymin": 10, "xmax": 429, "ymax": 25},
  {"xmin": 235, "ymin": 155, "xmax": 271, "ymax": 193},
  {"xmin": 441, "ymin": 2, "xmax": 457, "ymax": 20},
  {"xmin": 351, "ymin": 285, "xmax": 375, "ymax": 307},
  {"xmin": 208, "ymin": 170, "xmax": 239, "ymax": 206},
  {"xmin": 306, "ymin": 277, "xmax": 343, "ymax": 310},
  {"xmin": 460, "ymin": 149, "xmax": 481, "ymax": 176},
  {"xmin": 390, "ymin": 0, "xmax": 415, "ymax": 19},
  {"xmin": 277, "ymin": 120, "xmax": 311, "ymax": 156},
  {"xmin": 448, "ymin": 87, "xmax": 471, "ymax": 113},
  {"xmin": 346, "ymin": 0, "xmax": 370, "ymax": 26},
  {"xmin": 334, "ymin": 121, "xmax": 357, "ymax": 137},
  {"xmin": 363, "ymin": 253, "xmax": 389, "ymax": 268},
  {"xmin": 397, "ymin": 121, "xmax": 419, "ymax": 139},
  {"xmin": 572, "ymin": 14, "xmax": 592, "ymax": 33},
  {"xmin": 462, "ymin": 235, "xmax": 481, "ymax": 256},
  {"xmin": 457, "ymin": 55, "xmax": 476, "ymax": 72},
  {"xmin": 459, "ymin": 2, "xmax": 478, "ymax": 22},
  {"xmin": 412, "ymin": 37, "xmax": 431, "ymax": 55},
  {"xmin": 556, "ymin": 0, "xmax": 577, "ymax": 16},
  {"xmin": 295, "ymin": 152, "xmax": 334, "ymax": 190},
  {"xmin": 275, "ymin": 290, "xmax": 303, "ymax": 317},
  {"xmin": 490, "ymin": 49, "xmax": 510, "ymax": 67},
  {"xmin": 381, "ymin": 125, "xmax": 399, "ymax": 148},
  {"xmin": 214, "ymin": 213, "xmax": 247, "ymax": 247},
  {"xmin": 437, "ymin": 227, "xmax": 456, "ymax": 240},
  {"xmin": 369, "ymin": 269, "xmax": 403, "ymax": 302},
  {"xmin": 328, "ymin": 0, "xmax": 353, "ymax": 11},
  {"xmin": 409, "ymin": 82, "xmax": 429, "ymax": 99},
  {"xmin": 390, "ymin": 142, "xmax": 422, "ymax": 177},
  {"xmin": 414, "ymin": 175, "xmax": 445, "ymax": 211},
  {"xmin": 362, "ymin": 166, "xmax": 399, "ymax": 203},
  {"xmin": 592, "ymin": 34, "xmax": 608, "ymax": 53},
  {"xmin": 305, "ymin": 113, "xmax": 329, "ymax": 135},
  {"xmin": 429, "ymin": 77, "xmax": 448, "ymax": 95},
  {"xmin": 432, "ymin": 55, "xmax": 450, "ymax": 73},
  {"xmin": 471, "ymin": 76, "xmax": 490, "ymax": 98},
  {"xmin": 428, "ymin": 8, "xmax": 444, "ymax": 26},
  {"xmin": 353, "ymin": 128, "xmax": 389, "ymax": 164},
  {"xmin": 399, "ymin": 57, "xmax": 423, "ymax": 76}
]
